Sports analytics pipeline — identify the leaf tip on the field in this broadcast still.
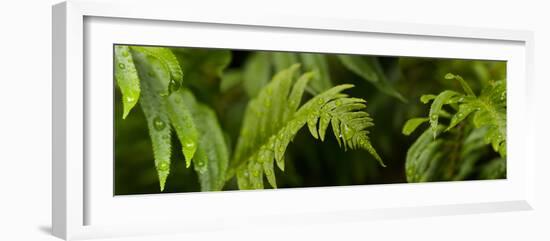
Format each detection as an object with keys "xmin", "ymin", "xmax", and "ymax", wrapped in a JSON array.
[{"xmin": 444, "ymin": 73, "xmax": 455, "ymax": 80}]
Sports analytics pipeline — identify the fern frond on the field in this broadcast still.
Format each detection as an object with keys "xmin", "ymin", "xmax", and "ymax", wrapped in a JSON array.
[
  {"xmin": 426, "ymin": 74, "xmax": 506, "ymax": 157},
  {"xmin": 131, "ymin": 48, "xmax": 201, "ymax": 191},
  {"xmin": 230, "ymin": 64, "xmax": 383, "ymax": 190},
  {"xmin": 114, "ymin": 45, "xmax": 140, "ymax": 119},
  {"xmin": 243, "ymin": 53, "xmax": 271, "ymax": 97},
  {"xmin": 406, "ymin": 125, "xmax": 493, "ymax": 182},
  {"xmin": 176, "ymin": 89, "xmax": 230, "ymax": 191},
  {"xmin": 131, "ymin": 50, "xmax": 173, "ymax": 191},
  {"xmin": 131, "ymin": 46, "xmax": 183, "ymax": 95},
  {"xmin": 299, "ymin": 53, "xmax": 332, "ymax": 93},
  {"xmin": 404, "ymin": 73, "xmax": 506, "ymax": 182}
]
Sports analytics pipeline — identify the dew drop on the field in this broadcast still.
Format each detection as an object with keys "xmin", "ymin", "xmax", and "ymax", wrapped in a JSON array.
[
  {"xmin": 335, "ymin": 99, "xmax": 342, "ymax": 106},
  {"xmin": 121, "ymin": 51, "xmax": 129, "ymax": 57},
  {"xmin": 153, "ymin": 117, "xmax": 166, "ymax": 131},
  {"xmin": 118, "ymin": 63, "xmax": 125, "ymax": 69},
  {"xmin": 126, "ymin": 96, "xmax": 135, "ymax": 103},
  {"xmin": 196, "ymin": 160, "xmax": 205, "ymax": 167},
  {"xmin": 183, "ymin": 140, "xmax": 195, "ymax": 149},
  {"xmin": 431, "ymin": 114, "xmax": 438, "ymax": 120},
  {"xmin": 244, "ymin": 171, "xmax": 249, "ymax": 177},
  {"xmin": 157, "ymin": 161, "xmax": 169, "ymax": 172},
  {"xmin": 317, "ymin": 98, "xmax": 325, "ymax": 105},
  {"xmin": 457, "ymin": 112, "xmax": 464, "ymax": 118},
  {"xmin": 169, "ymin": 79, "xmax": 180, "ymax": 93},
  {"xmin": 265, "ymin": 169, "xmax": 272, "ymax": 176},
  {"xmin": 253, "ymin": 170, "xmax": 260, "ymax": 177},
  {"xmin": 458, "ymin": 97, "xmax": 464, "ymax": 102},
  {"xmin": 343, "ymin": 124, "xmax": 353, "ymax": 139}
]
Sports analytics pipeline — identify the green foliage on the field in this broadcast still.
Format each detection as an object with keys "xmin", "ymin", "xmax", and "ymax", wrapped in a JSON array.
[
  {"xmin": 115, "ymin": 45, "xmax": 506, "ymax": 194},
  {"xmin": 178, "ymin": 90, "xmax": 229, "ymax": 191},
  {"xmin": 230, "ymin": 64, "xmax": 383, "ymax": 190},
  {"xmin": 115, "ymin": 46, "xmax": 230, "ymax": 191},
  {"xmin": 403, "ymin": 73, "xmax": 506, "ymax": 182},
  {"xmin": 116, "ymin": 46, "xmax": 384, "ymax": 192},
  {"xmin": 338, "ymin": 55, "xmax": 406, "ymax": 102},
  {"xmin": 114, "ymin": 46, "xmax": 140, "ymax": 119}
]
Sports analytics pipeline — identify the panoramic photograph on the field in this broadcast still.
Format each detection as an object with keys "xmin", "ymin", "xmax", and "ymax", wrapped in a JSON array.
[{"xmin": 113, "ymin": 45, "xmax": 506, "ymax": 195}]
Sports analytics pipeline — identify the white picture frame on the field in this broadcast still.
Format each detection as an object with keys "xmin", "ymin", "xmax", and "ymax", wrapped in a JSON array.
[{"xmin": 52, "ymin": 0, "xmax": 535, "ymax": 240}]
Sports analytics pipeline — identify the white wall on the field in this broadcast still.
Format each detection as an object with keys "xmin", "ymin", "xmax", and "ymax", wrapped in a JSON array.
[{"xmin": 1, "ymin": 0, "xmax": 548, "ymax": 240}]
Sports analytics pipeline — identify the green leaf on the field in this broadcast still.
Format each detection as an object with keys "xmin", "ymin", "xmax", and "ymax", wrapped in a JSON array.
[
  {"xmin": 445, "ymin": 73, "xmax": 475, "ymax": 97},
  {"xmin": 220, "ymin": 69, "xmax": 243, "ymax": 93},
  {"xmin": 405, "ymin": 126, "xmax": 445, "ymax": 182},
  {"xmin": 114, "ymin": 45, "xmax": 140, "ymax": 119},
  {"xmin": 479, "ymin": 158, "xmax": 506, "ymax": 179},
  {"xmin": 428, "ymin": 90, "xmax": 460, "ymax": 138},
  {"xmin": 420, "ymin": 94, "xmax": 436, "ymax": 104},
  {"xmin": 131, "ymin": 50, "xmax": 172, "ymax": 191},
  {"xmin": 338, "ymin": 55, "xmax": 406, "ymax": 102},
  {"xmin": 130, "ymin": 46, "xmax": 183, "ymax": 95},
  {"xmin": 243, "ymin": 53, "xmax": 271, "ymax": 97},
  {"xmin": 177, "ymin": 90, "xmax": 229, "ymax": 191},
  {"xmin": 272, "ymin": 52, "xmax": 299, "ymax": 72},
  {"xmin": 165, "ymin": 92, "xmax": 199, "ymax": 167},
  {"xmin": 299, "ymin": 53, "xmax": 332, "ymax": 93},
  {"xmin": 230, "ymin": 64, "xmax": 383, "ymax": 189},
  {"xmin": 402, "ymin": 117, "xmax": 429, "ymax": 136}
]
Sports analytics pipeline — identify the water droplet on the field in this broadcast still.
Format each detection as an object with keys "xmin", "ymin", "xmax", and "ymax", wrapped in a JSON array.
[
  {"xmin": 265, "ymin": 170, "xmax": 272, "ymax": 176},
  {"xmin": 458, "ymin": 97, "xmax": 464, "ymax": 102},
  {"xmin": 244, "ymin": 171, "xmax": 249, "ymax": 177},
  {"xmin": 183, "ymin": 140, "xmax": 195, "ymax": 149},
  {"xmin": 317, "ymin": 98, "xmax": 325, "ymax": 105},
  {"xmin": 457, "ymin": 112, "xmax": 464, "ymax": 118},
  {"xmin": 153, "ymin": 117, "xmax": 166, "ymax": 131},
  {"xmin": 196, "ymin": 160, "xmax": 204, "ymax": 167},
  {"xmin": 118, "ymin": 63, "xmax": 125, "ymax": 69},
  {"xmin": 121, "ymin": 51, "xmax": 129, "ymax": 57},
  {"xmin": 126, "ymin": 96, "xmax": 135, "ymax": 103},
  {"xmin": 335, "ymin": 99, "xmax": 342, "ymax": 106},
  {"xmin": 253, "ymin": 170, "xmax": 260, "ymax": 177},
  {"xmin": 157, "ymin": 161, "xmax": 169, "ymax": 172},
  {"xmin": 431, "ymin": 114, "xmax": 438, "ymax": 120},
  {"xmin": 169, "ymin": 79, "xmax": 180, "ymax": 93},
  {"xmin": 289, "ymin": 100, "xmax": 296, "ymax": 106},
  {"xmin": 343, "ymin": 124, "xmax": 353, "ymax": 139}
]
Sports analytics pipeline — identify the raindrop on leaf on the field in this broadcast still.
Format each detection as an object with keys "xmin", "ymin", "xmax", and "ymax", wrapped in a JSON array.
[
  {"xmin": 157, "ymin": 161, "xmax": 170, "ymax": 172},
  {"xmin": 153, "ymin": 117, "xmax": 166, "ymax": 131}
]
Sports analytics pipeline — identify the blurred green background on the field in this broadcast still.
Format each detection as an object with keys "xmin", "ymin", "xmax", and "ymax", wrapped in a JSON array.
[{"xmin": 114, "ymin": 47, "xmax": 505, "ymax": 195}]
